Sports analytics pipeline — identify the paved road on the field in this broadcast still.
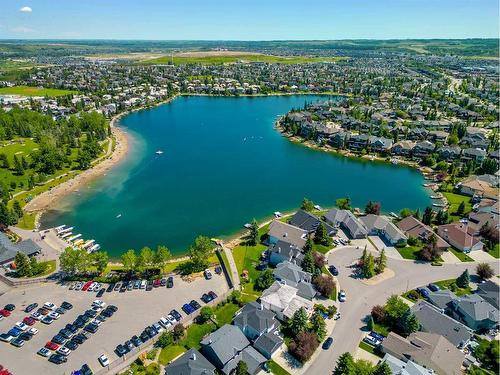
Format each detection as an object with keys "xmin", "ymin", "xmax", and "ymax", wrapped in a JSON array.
[{"xmin": 305, "ymin": 246, "xmax": 500, "ymax": 374}]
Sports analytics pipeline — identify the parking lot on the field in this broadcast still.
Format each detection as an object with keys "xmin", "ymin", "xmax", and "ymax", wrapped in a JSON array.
[{"xmin": 0, "ymin": 270, "xmax": 229, "ymax": 374}]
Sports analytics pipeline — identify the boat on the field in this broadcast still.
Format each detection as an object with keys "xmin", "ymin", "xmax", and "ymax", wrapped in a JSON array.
[
  {"xmin": 155, "ymin": 150, "xmax": 164, "ymax": 155},
  {"xmin": 89, "ymin": 244, "xmax": 101, "ymax": 253},
  {"xmin": 432, "ymin": 203, "xmax": 446, "ymax": 208},
  {"xmin": 82, "ymin": 240, "xmax": 95, "ymax": 249},
  {"xmin": 60, "ymin": 232, "xmax": 73, "ymax": 239},
  {"xmin": 243, "ymin": 223, "xmax": 252, "ymax": 229},
  {"xmin": 73, "ymin": 239, "xmax": 85, "ymax": 246},
  {"xmin": 274, "ymin": 211, "xmax": 283, "ymax": 218},
  {"xmin": 390, "ymin": 158, "xmax": 399, "ymax": 165},
  {"xmin": 54, "ymin": 225, "xmax": 66, "ymax": 233},
  {"xmin": 116, "ymin": 214, "xmax": 122, "ymax": 218},
  {"xmin": 67, "ymin": 234, "xmax": 82, "ymax": 242},
  {"xmin": 430, "ymin": 195, "xmax": 442, "ymax": 199},
  {"xmin": 389, "ymin": 212, "xmax": 399, "ymax": 219},
  {"xmin": 57, "ymin": 226, "xmax": 74, "ymax": 235},
  {"xmin": 314, "ymin": 205, "xmax": 322, "ymax": 211}
]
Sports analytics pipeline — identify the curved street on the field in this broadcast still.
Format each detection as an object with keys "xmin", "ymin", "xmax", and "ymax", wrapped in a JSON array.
[{"xmin": 305, "ymin": 246, "xmax": 500, "ymax": 374}]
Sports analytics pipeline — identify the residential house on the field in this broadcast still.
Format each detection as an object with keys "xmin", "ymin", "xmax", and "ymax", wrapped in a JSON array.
[
  {"xmin": 427, "ymin": 289, "xmax": 458, "ymax": 311},
  {"xmin": 412, "ymin": 141, "xmax": 435, "ymax": 158},
  {"xmin": 467, "ymin": 211, "xmax": 499, "ymax": 233},
  {"xmin": 272, "ymin": 261, "xmax": 316, "ymax": 300},
  {"xmin": 381, "ymin": 332, "xmax": 464, "ymax": 375},
  {"xmin": 411, "ymin": 301, "xmax": 472, "ymax": 348},
  {"xmin": 324, "ymin": 208, "xmax": 368, "ymax": 239},
  {"xmin": 437, "ymin": 146, "xmax": 461, "ymax": 161},
  {"xmin": 392, "ymin": 141, "xmax": 416, "ymax": 156},
  {"xmin": 428, "ymin": 130, "xmax": 449, "ymax": 143},
  {"xmin": 437, "ymin": 223, "xmax": 483, "ymax": 252},
  {"xmin": 165, "ymin": 348, "xmax": 216, "ymax": 375},
  {"xmin": 268, "ymin": 220, "xmax": 307, "ymax": 249},
  {"xmin": 0, "ymin": 232, "xmax": 42, "ymax": 266},
  {"xmin": 329, "ymin": 130, "xmax": 350, "ymax": 148},
  {"xmin": 359, "ymin": 214, "xmax": 408, "ymax": 246},
  {"xmin": 288, "ymin": 209, "xmax": 335, "ymax": 235},
  {"xmin": 233, "ymin": 302, "xmax": 283, "ymax": 359},
  {"xmin": 268, "ymin": 241, "xmax": 304, "ymax": 267},
  {"xmin": 461, "ymin": 148, "xmax": 487, "ymax": 163},
  {"xmin": 382, "ymin": 353, "xmax": 435, "ymax": 375},
  {"xmin": 200, "ymin": 325, "xmax": 266, "ymax": 375},
  {"xmin": 473, "ymin": 198, "xmax": 499, "ymax": 215},
  {"xmin": 260, "ymin": 281, "xmax": 313, "ymax": 320},
  {"xmin": 369, "ymin": 136, "xmax": 393, "ymax": 153},
  {"xmin": 456, "ymin": 175, "xmax": 499, "ymax": 200},
  {"xmin": 448, "ymin": 294, "xmax": 499, "ymax": 331},
  {"xmin": 408, "ymin": 128, "xmax": 429, "ymax": 141},
  {"xmin": 476, "ymin": 280, "xmax": 499, "ymax": 309},
  {"xmin": 397, "ymin": 216, "xmax": 449, "ymax": 251},
  {"xmin": 347, "ymin": 134, "xmax": 369, "ymax": 151}
]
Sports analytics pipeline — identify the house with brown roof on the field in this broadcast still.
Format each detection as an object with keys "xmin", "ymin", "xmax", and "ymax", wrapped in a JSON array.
[
  {"xmin": 381, "ymin": 332, "xmax": 464, "ymax": 375},
  {"xmin": 397, "ymin": 216, "xmax": 449, "ymax": 251},
  {"xmin": 437, "ymin": 223, "xmax": 483, "ymax": 253},
  {"xmin": 456, "ymin": 175, "xmax": 499, "ymax": 200}
]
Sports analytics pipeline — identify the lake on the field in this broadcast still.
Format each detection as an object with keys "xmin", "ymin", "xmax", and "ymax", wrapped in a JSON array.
[{"xmin": 41, "ymin": 95, "xmax": 431, "ymax": 257}]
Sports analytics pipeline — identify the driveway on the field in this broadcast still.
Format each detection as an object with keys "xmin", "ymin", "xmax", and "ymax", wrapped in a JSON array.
[
  {"xmin": 0, "ymin": 272, "xmax": 229, "ymax": 375},
  {"xmin": 303, "ymin": 246, "xmax": 499, "ymax": 375},
  {"xmin": 468, "ymin": 250, "xmax": 497, "ymax": 262},
  {"xmin": 367, "ymin": 236, "xmax": 403, "ymax": 260}
]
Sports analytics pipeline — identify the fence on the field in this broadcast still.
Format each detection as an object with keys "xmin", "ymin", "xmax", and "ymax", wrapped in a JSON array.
[{"xmin": 94, "ymin": 289, "xmax": 232, "ymax": 375}]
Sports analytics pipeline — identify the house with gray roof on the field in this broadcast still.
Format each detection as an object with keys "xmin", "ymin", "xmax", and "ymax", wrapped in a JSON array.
[
  {"xmin": 359, "ymin": 214, "xmax": 408, "ymax": 246},
  {"xmin": 289, "ymin": 209, "xmax": 336, "ymax": 235},
  {"xmin": 0, "ymin": 232, "xmax": 42, "ymax": 265},
  {"xmin": 476, "ymin": 280, "xmax": 499, "ymax": 309},
  {"xmin": 438, "ymin": 145, "xmax": 461, "ymax": 161},
  {"xmin": 272, "ymin": 261, "xmax": 317, "ymax": 300},
  {"xmin": 268, "ymin": 221, "xmax": 307, "ymax": 249},
  {"xmin": 382, "ymin": 353, "xmax": 435, "ymax": 375},
  {"xmin": 462, "ymin": 148, "xmax": 487, "ymax": 163},
  {"xmin": 268, "ymin": 240, "xmax": 304, "ymax": 267},
  {"xmin": 448, "ymin": 294, "xmax": 499, "ymax": 331},
  {"xmin": 200, "ymin": 325, "xmax": 266, "ymax": 375},
  {"xmin": 427, "ymin": 289, "xmax": 458, "ymax": 310},
  {"xmin": 369, "ymin": 136, "xmax": 393, "ymax": 153},
  {"xmin": 411, "ymin": 300, "xmax": 472, "ymax": 348},
  {"xmin": 323, "ymin": 208, "xmax": 368, "ymax": 239},
  {"xmin": 260, "ymin": 281, "xmax": 313, "ymax": 320},
  {"xmin": 253, "ymin": 330, "xmax": 284, "ymax": 360},
  {"xmin": 165, "ymin": 348, "xmax": 216, "ymax": 375},
  {"xmin": 412, "ymin": 141, "xmax": 435, "ymax": 158}
]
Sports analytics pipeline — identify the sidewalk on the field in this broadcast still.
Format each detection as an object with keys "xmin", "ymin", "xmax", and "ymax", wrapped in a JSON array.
[{"xmin": 222, "ymin": 245, "xmax": 241, "ymax": 290}]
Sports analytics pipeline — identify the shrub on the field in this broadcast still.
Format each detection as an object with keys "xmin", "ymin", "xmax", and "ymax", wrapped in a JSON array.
[
  {"xmin": 289, "ymin": 331, "xmax": 320, "ymax": 363},
  {"xmin": 312, "ymin": 274, "xmax": 336, "ymax": 297},
  {"xmin": 371, "ymin": 305, "xmax": 385, "ymax": 324}
]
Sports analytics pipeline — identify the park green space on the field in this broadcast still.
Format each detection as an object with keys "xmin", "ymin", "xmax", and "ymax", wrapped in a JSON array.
[
  {"xmin": 0, "ymin": 85, "xmax": 76, "ymax": 97},
  {"xmin": 141, "ymin": 54, "xmax": 345, "ymax": 65}
]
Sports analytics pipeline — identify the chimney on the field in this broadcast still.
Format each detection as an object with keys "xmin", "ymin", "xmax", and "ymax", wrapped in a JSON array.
[
  {"xmin": 260, "ymin": 302, "xmax": 264, "ymax": 310},
  {"xmin": 191, "ymin": 352, "xmax": 197, "ymax": 361}
]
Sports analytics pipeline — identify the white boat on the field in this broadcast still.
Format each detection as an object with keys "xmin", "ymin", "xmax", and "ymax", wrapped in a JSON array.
[
  {"xmin": 155, "ymin": 150, "xmax": 164, "ymax": 155},
  {"xmin": 89, "ymin": 244, "xmax": 101, "ymax": 252},
  {"xmin": 116, "ymin": 214, "xmax": 122, "ymax": 218},
  {"xmin": 58, "ymin": 226, "xmax": 74, "ymax": 235},
  {"xmin": 60, "ymin": 232, "xmax": 73, "ymax": 239},
  {"xmin": 314, "ymin": 205, "xmax": 322, "ymax": 211},
  {"xmin": 274, "ymin": 211, "xmax": 283, "ymax": 218},
  {"xmin": 82, "ymin": 240, "xmax": 95, "ymax": 249},
  {"xmin": 432, "ymin": 203, "xmax": 446, "ymax": 208},
  {"xmin": 68, "ymin": 234, "xmax": 82, "ymax": 242},
  {"xmin": 389, "ymin": 212, "xmax": 399, "ymax": 219},
  {"xmin": 54, "ymin": 225, "xmax": 66, "ymax": 233},
  {"xmin": 243, "ymin": 223, "xmax": 252, "ymax": 229}
]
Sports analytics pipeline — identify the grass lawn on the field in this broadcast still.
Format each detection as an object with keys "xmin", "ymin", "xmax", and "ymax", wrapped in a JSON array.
[
  {"xmin": 0, "ymin": 85, "xmax": 76, "ymax": 97},
  {"xmin": 396, "ymin": 246, "xmax": 422, "ymax": 260},
  {"xmin": 141, "ymin": 54, "xmax": 345, "ymax": 65},
  {"xmin": 219, "ymin": 250, "xmax": 233, "ymax": 282},
  {"xmin": 232, "ymin": 241, "xmax": 267, "ymax": 301},
  {"xmin": 358, "ymin": 341, "xmax": 376, "ymax": 355},
  {"xmin": 313, "ymin": 243, "xmax": 333, "ymax": 254},
  {"xmin": 442, "ymin": 192, "xmax": 472, "ymax": 220},
  {"xmin": 214, "ymin": 302, "xmax": 240, "ymax": 326},
  {"xmin": 487, "ymin": 244, "xmax": 499, "ymax": 259},
  {"xmin": 158, "ymin": 345, "xmax": 185, "ymax": 365},
  {"xmin": 435, "ymin": 278, "xmax": 472, "ymax": 296},
  {"xmin": 180, "ymin": 322, "xmax": 217, "ymax": 349},
  {"xmin": 449, "ymin": 248, "xmax": 474, "ymax": 262},
  {"xmin": 373, "ymin": 323, "xmax": 390, "ymax": 337},
  {"xmin": 268, "ymin": 360, "xmax": 291, "ymax": 375},
  {"xmin": 39, "ymin": 260, "xmax": 57, "ymax": 276}
]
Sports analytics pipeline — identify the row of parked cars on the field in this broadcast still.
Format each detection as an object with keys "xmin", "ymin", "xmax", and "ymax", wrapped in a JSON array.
[
  {"xmin": 39, "ymin": 300, "xmax": 117, "ymax": 366},
  {"xmin": 0, "ymin": 301, "xmax": 74, "ymax": 348},
  {"xmin": 69, "ymin": 277, "xmax": 175, "ymax": 296},
  {"xmin": 363, "ymin": 331, "xmax": 386, "ymax": 347},
  {"xmin": 415, "ymin": 283, "xmax": 441, "ymax": 299}
]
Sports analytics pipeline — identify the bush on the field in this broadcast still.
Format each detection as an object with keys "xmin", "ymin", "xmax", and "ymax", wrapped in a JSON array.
[
  {"xmin": 312, "ymin": 274, "xmax": 336, "ymax": 297},
  {"xmin": 289, "ymin": 331, "xmax": 320, "ymax": 363},
  {"xmin": 406, "ymin": 290, "xmax": 420, "ymax": 301},
  {"xmin": 476, "ymin": 263, "xmax": 494, "ymax": 280},
  {"xmin": 146, "ymin": 348, "xmax": 158, "ymax": 360},
  {"xmin": 173, "ymin": 323, "xmax": 185, "ymax": 342},
  {"xmin": 371, "ymin": 305, "xmax": 385, "ymax": 324},
  {"xmin": 156, "ymin": 331, "xmax": 174, "ymax": 348}
]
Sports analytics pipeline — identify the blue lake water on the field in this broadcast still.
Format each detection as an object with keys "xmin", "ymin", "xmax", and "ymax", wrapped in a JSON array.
[{"xmin": 41, "ymin": 95, "xmax": 431, "ymax": 257}]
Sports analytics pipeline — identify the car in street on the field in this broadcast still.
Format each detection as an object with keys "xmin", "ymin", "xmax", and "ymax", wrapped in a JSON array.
[
  {"xmin": 37, "ymin": 347, "xmax": 51, "ymax": 357},
  {"xmin": 322, "ymin": 337, "xmax": 334, "ymax": 349},
  {"xmin": 48, "ymin": 353, "xmax": 68, "ymax": 364},
  {"xmin": 338, "ymin": 290, "xmax": 346, "ymax": 302},
  {"xmin": 25, "ymin": 303, "xmax": 38, "ymax": 313},
  {"xmin": 98, "ymin": 354, "xmax": 110, "ymax": 367},
  {"xmin": 328, "ymin": 265, "xmax": 339, "ymax": 276}
]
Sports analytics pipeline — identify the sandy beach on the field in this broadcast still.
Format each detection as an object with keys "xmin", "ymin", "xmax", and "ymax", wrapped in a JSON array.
[{"xmin": 23, "ymin": 114, "xmax": 130, "ymax": 218}]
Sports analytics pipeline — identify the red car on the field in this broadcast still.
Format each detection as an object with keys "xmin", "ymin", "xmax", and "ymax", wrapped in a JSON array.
[
  {"xmin": 45, "ymin": 341, "xmax": 60, "ymax": 351},
  {"xmin": 82, "ymin": 281, "xmax": 93, "ymax": 291},
  {"xmin": 23, "ymin": 317, "xmax": 36, "ymax": 326},
  {"xmin": 153, "ymin": 279, "xmax": 161, "ymax": 288},
  {"xmin": 0, "ymin": 309, "xmax": 11, "ymax": 317}
]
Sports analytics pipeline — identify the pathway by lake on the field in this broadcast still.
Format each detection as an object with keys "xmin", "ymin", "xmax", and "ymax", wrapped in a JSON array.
[{"xmin": 41, "ymin": 95, "xmax": 431, "ymax": 257}]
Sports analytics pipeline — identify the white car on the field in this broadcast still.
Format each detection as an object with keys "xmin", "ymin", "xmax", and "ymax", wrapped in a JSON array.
[
  {"xmin": 15, "ymin": 322, "xmax": 29, "ymax": 331},
  {"xmin": 140, "ymin": 280, "xmax": 147, "ymax": 289},
  {"xmin": 48, "ymin": 312, "xmax": 60, "ymax": 320},
  {"xmin": 93, "ymin": 300, "xmax": 106, "ymax": 308},
  {"xmin": 92, "ymin": 319, "xmax": 102, "ymax": 326},
  {"xmin": 153, "ymin": 323, "xmax": 164, "ymax": 333},
  {"xmin": 75, "ymin": 282, "xmax": 83, "ymax": 290},
  {"xmin": 204, "ymin": 269, "xmax": 213, "ymax": 280},
  {"xmin": 37, "ymin": 347, "xmax": 51, "ymax": 357},
  {"xmin": 167, "ymin": 314, "xmax": 176, "ymax": 323},
  {"xmin": 339, "ymin": 290, "xmax": 346, "ymax": 302},
  {"xmin": 159, "ymin": 317, "xmax": 172, "ymax": 329},
  {"xmin": 31, "ymin": 312, "xmax": 42, "ymax": 320},
  {"xmin": 98, "ymin": 354, "xmax": 110, "ymax": 367},
  {"xmin": 41, "ymin": 316, "xmax": 54, "ymax": 325},
  {"xmin": 43, "ymin": 302, "xmax": 56, "ymax": 311},
  {"xmin": 28, "ymin": 327, "xmax": 39, "ymax": 335},
  {"xmin": 0, "ymin": 315, "xmax": 3, "ymax": 321},
  {"xmin": 57, "ymin": 347, "xmax": 71, "ymax": 356}
]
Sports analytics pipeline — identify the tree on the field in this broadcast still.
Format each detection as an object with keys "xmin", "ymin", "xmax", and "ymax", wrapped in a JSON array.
[
  {"xmin": 313, "ymin": 251, "xmax": 326, "ymax": 269},
  {"xmin": 384, "ymin": 295, "xmax": 409, "ymax": 327},
  {"xmin": 301, "ymin": 198, "xmax": 314, "ymax": 212},
  {"xmin": 248, "ymin": 219, "xmax": 259, "ymax": 246},
  {"xmin": 373, "ymin": 361, "xmax": 392, "ymax": 375},
  {"xmin": 12, "ymin": 201, "xmax": 23, "ymax": 220},
  {"xmin": 154, "ymin": 245, "xmax": 171, "ymax": 270},
  {"xmin": 422, "ymin": 207, "xmax": 434, "ymax": 225},
  {"xmin": 235, "ymin": 360, "xmax": 249, "ymax": 375},
  {"xmin": 334, "ymin": 352, "xmax": 355, "ymax": 375},
  {"xmin": 336, "ymin": 197, "xmax": 351, "ymax": 210},
  {"xmin": 359, "ymin": 247, "xmax": 368, "ymax": 267},
  {"xmin": 397, "ymin": 310, "xmax": 420, "ymax": 336},
  {"xmin": 121, "ymin": 249, "xmax": 137, "ymax": 271},
  {"xmin": 157, "ymin": 331, "xmax": 173, "ymax": 348},
  {"xmin": 173, "ymin": 323, "xmax": 185, "ymax": 342},
  {"xmin": 365, "ymin": 201, "xmax": 381, "ymax": 215},
  {"xmin": 90, "ymin": 251, "xmax": 108, "ymax": 274},
  {"xmin": 371, "ymin": 305, "xmax": 385, "ymax": 324},
  {"xmin": 310, "ymin": 311, "xmax": 327, "ymax": 340},
  {"xmin": 199, "ymin": 306, "xmax": 213, "ymax": 323},
  {"xmin": 418, "ymin": 234, "xmax": 442, "ymax": 261},
  {"xmin": 13, "ymin": 155, "xmax": 24, "ymax": 175},
  {"xmin": 457, "ymin": 201, "xmax": 466, "ymax": 216},
  {"xmin": 59, "ymin": 247, "xmax": 89, "ymax": 274},
  {"xmin": 456, "ymin": 269, "xmax": 470, "ymax": 288},
  {"xmin": 187, "ymin": 236, "xmax": 213, "ymax": 272},
  {"xmin": 138, "ymin": 246, "xmax": 154, "ymax": 269},
  {"xmin": 288, "ymin": 331, "xmax": 319, "ymax": 363},
  {"xmin": 476, "ymin": 262, "xmax": 494, "ymax": 280},
  {"xmin": 0, "ymin": 202, "xmax": 12, "ymax": 226},
  {"xmin": 15, "ymin": 252, "xmax": 31, "ymax": 277},
  {"xmin": 362, "ymin": 254, "xmax": 376, "ymax": 279},
  {"xmin": 399, "ymin": 208, "xmax": 413, "ymax": 218},
  {"xmin": 314, "ymin": 222, "xmax": 332, "ymax": 246},
  {"xmin": 367, "ymin": 316, "xmax": 375, "ymax": 332},
  {"xmin": 289, "ymin": 307, "xmax": 309, "ymax": 337},
  {"xmin": 303, "ymin": 236, "xmax": 313, "ymax": 253},
  {"xmin": 301, "ymin": 249, "xmax": 315, "ymax": 274},
  {"xmin": 254, "ymin": 269, "xmax": 274, "ymax": 291},
  {"xmin": 435, "ymin": 209, "xmax": 449, "ymax": 225},
  {"xmin": 375, "ymin": 249, "xmax": 386, "ymax": 274},
  {"xmin": 312, "ymin": 274, "xmax": 336, "ymax": 297},
  {"xmin": 474, "ymin": 338, "xmax": 499, "ymax": 370}
]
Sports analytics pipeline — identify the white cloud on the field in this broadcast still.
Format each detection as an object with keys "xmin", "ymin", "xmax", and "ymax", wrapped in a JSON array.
[
  {"xmin": 19, "ymin": 6, "xmax": 32, "ymax": 13},
  {"xmin": 11, "ymin": 26, "xmax": 36, "ymax": 33}
]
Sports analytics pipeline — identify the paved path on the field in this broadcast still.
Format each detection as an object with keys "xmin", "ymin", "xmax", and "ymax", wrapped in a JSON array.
[
  {"xmin": 222, "ymin": 245, "xmax": 241, "ymax": 290},
  {"xmin": 305, "ymin": 246, "xmax": 500, "ymax": 374}
]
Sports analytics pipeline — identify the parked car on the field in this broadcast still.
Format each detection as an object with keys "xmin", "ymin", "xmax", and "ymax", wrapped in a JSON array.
[
  {"xmin": 201, "ymin": 293, "xmax": 212, "ymax": 303},
  {"xmin": 159, "ymin": 317, "xmax": 172, "ymax": 329},
  {"xmin": 428, "ymin": 283, "xmax": 440, "ymax": 292},
  {"xmin": 160, "ymin": 278, "xmax": 167, "ymax": 287},
  {"xmin": 23, "ymin": 317, "xmax": 36, "ymax": 326},
  {"xmin": 7, "ymin": 328, "xmax": 22, "ymax": 337},
  {"xmin": 43, "ymin": 302, "xmax": 57, "ymax": 311},
  {"xmin": 0, "ymin": 309, "xmax": 11, "ymax": 317},
  {"xmin": 28, "ymin": 327, "xmax": 39, "ymax": 335},
  {"xmin": 322, "ymin": 337, "xmax": 334, "ymax": 349},
  {"xmin": 369, "ymin": 331, "xmax": 385, "ymax": 341},
  {"xmin": 10, "ymin": 338, "xmax": 25, "ymax": 347},
  {"xmin": 52, "ymin": 335, "xmax": 67, "ymax": 345},
  {"xmin": 190, "ymin": 300, "xmax": 201, "ymax": 310},
  {"xmin": 140, "ymin": 280, "xmax": 147, "ymax": 289},
  {"xmin": 37, "ymin": 347, "xmax": 51, "ymax": 357},
  {"xmin": 131, "ymin": 335, "xmax": 142, "ymax": 347},
  {"xmin": 338, "ymin": 290, "xmax": 346, "ymax": 302},
  {"xmin": 115, "ymin": 344, "xmax": 127, "ymax": 357},
  {"xmin": 49, "ymin": 312, "xmax": 61, "ymax": 320},
  {"xmin": 171, "ymin": 309, "xmax": 182, "ymax": 321},
  {"xmin": 0, "ymin": 334, "xmax": 13, "ymax": 343},
  {"xmin": 328, "ymin": 265, "xmax": 339, "ymax": 276},
  {"xmin": 208, "ymin": 291, "xmax": 217, "ymax": 300},
  {"xmin": 65, "ymin": 339, "xmax": 78, "ymax": 351},
  {"xmin": 96, "ymin": 289, "xmax": 105, "ymax": 298},
  {"xmin": 80, "ymin": 364, "xmax": 93, "ymax": 375},
  {"xmin": 204, "ymin": 269, "xmax": 212, "ymax": 280},
  {"xmin": 25, "ymin": 303, "xmax": 38, "ymax": 313},
  {"xmin": 153, "ymin": 279, "xmax": 161, "ymax": 288},
  {"xmin": 133, "ymin": 280, "xmax": 141, "ymax": 289},
  {"xmin": 57, "ymin": 347, "xmax": 71, "ymax": 356},
  {"xmin": 45, "ymin": 341, "xmax": 60, "ymax": 351},
  {"xmin": 125, "ymin": 340, "xmax": 135, "ymax": 352},
  {"xmin": 363, "ymin": 335, "xmax": 381, "ymax": 346},
  {"xmin": 215, "ymin": 266, "xmax": 222, "ymax": 274},
  {"xmin": 48, "ymin": 353, "xmax": 68, "ymax": 364},
  {"xmin": 4, "ymin": 304, "xmax": 15, "ymax": 311},
  {"xmin": 113, "ymin": 283, "xmax": 122, "ymax": 291},
  {"xmin": 106, "ymin": 283, "xmax": 115, "ymax": 292},
  {"xmin": 166, "ymin": 277, "xmax": 174, "ymax": 288},
  {"xmin": 416, "ymin": 287, "xmax": 430, "ymax": 298}
]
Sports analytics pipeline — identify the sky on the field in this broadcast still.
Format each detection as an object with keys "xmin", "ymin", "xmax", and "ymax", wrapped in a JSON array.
[{"xmin": 0, "ymin": 0, "xmax": 498, "ymax": 40}]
